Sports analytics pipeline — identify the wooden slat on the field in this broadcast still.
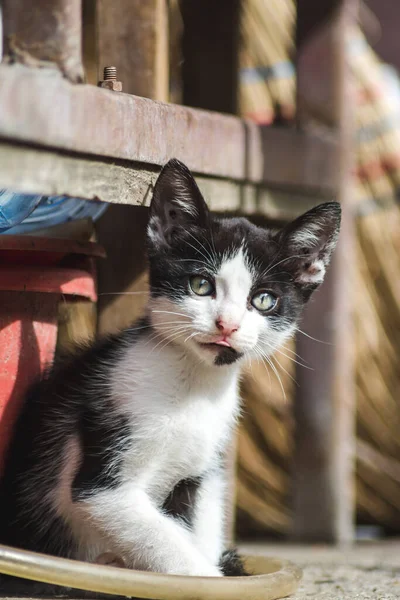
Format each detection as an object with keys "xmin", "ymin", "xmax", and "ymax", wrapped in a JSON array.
[{"xmin": 0, "ymin": 64, "xmax": 338, "ymax": 194}]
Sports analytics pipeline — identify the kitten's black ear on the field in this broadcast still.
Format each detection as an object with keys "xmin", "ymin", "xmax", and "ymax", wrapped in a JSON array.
[
  {"xmin": 147, "ymin": 158, "xmax": 210, "ymax": 248},
  {"xmin": 279, "ymin": 202, "xmax": 341, "ymax": 290}
]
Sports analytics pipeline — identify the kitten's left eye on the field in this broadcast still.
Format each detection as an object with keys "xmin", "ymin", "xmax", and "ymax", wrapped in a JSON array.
[
  {"xmin": 189, "ymin": 275, "xmax": 214, "ymax": 296},
  {"xmin": 251, "ymin": 291, "xmax": 278, "ymax": 313}
]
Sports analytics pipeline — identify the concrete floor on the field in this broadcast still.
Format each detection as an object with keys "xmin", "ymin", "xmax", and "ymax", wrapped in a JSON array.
[{"xmin": 240, "ymin": 540, "xmax": 400, "ymax": 599}]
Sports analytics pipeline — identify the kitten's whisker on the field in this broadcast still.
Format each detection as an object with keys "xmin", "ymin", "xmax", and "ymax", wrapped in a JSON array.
[
  {"xmin": 184, "ymin": 230, "xmax": 218, "ymax": 269},
  {"xmin": 273, "ymin": 347, "xmax": 312, "ymax": 370},
  {"xmin": 99, "ymin": 291, "xmax": 150, "ymax": 296},
  {"xmin": 270, "ymin": 355, "xmax": 298, "ymax": 387},
  {"xmin": 252, "ymin": 345, "xmax": 272, "ymax": 389},
  {"xmin": 184, "ymin": 332, "xmax": 200, "ymax": 343},
  {"xmin": 266, "ymin": 356, "xmax": 287, "ymax": 402},
  {"xmin": 260, "ymin": 341, "xmax": 312, "ymax": 370},
  {"xmin": 141, "ymin": 325, "xmax": 193, "ymax": 350},
  {"xmin": 280, "ymin": 343, "xmax": 309, "ymax": 363},
  {"xmin": 150, "ymin": 328, "xmax": 192, "ymax": 354},
  {"xmin": 152, "ymin": 310, "xmax": 190, "ymax": 318},
  {"xmin": 182, "ymin": 238, "xmax": 214, "ymax": 268},
  {"xmin": 254, "ymin": 346, "xmax": 287, "ymax": 402},
  {"xmin": 261, "ymin": 254, "xmax": 307, "ymax": 278},
  {"xmin": 295, "ymin": 328, "xmax": 332, "ymax": 345},
  {"xmin": 125, "ymin": 325, "xmax": 152, "ymax": 333},
  {"xmin": 126, "ymin": 321, "xmax": 189, "ymax": 334},
  {"xmin": 173, "ymin": 258, "xmax": 210, "ymax": 266},
  {"xmin": 147, "ymin": 324, "xmax": 194, "ymax": 349}
]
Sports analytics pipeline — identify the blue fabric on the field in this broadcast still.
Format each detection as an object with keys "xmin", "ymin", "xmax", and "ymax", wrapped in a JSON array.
[
  {"xmin": 0, "ymin": 191, "xmax": 42, "ymax": 232},
  {"xmin": 0, "ymin": 195, "xmax": 108, "ymax": 234},
  {"xmin": 240, "ymin": 61, "xmax": 295, "ymax": 84}
]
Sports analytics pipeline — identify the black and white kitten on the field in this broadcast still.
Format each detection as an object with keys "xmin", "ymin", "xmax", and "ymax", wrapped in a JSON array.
[{"xmin": 0, "ymin": 159, "xmax": 341, "ymax": 577}]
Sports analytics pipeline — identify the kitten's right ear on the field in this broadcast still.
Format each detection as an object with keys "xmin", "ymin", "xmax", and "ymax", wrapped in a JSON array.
[
  {"xmin": 278, "ymin": 201, "xmax": 341, "ymax": 291},
  {"xmin": 147, "ymin": 158, "xmax": 210, "ymax": 249}
]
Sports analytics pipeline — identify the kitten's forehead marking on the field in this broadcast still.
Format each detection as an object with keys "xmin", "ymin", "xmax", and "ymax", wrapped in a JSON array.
[{"xmin": 215, "ymin": 246, "xmax": 253, "ymax": 300}]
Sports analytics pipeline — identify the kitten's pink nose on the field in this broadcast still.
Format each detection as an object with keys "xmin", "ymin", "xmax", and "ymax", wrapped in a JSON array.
[{"xmin": 215, "ymin": 318, "xmax": 239, "ymax": 336}]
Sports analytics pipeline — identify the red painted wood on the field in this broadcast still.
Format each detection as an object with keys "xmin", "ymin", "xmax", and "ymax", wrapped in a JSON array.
[
  {"xmin": 0, "ymin": 237, "xmax": 104, "ymax": 474},
  {"xmin": 0, "ymin": 293, "xmax": 58, "ymax": 473},
  {"xmin": 0, "ymin": 235, "xmax": 105, "ymax": 266},
  {"xmin": 0, "ymin": 265, "xmax": 97, "ymax": 302}
]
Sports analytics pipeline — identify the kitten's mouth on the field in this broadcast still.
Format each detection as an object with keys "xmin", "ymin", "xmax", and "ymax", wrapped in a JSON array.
[
  {"xmin": 198, "ymin": 341, "xmax": 243, "ymax": 366},
  {"xmin": 200, "ymin": 342, "xmax": 233, "ymax": 351},
  {"xmin": 198, "ymin": 337, "xmax": 235, "ymax": 352},
  {"xmin": 202, "ymin": 339, "xmax": 232, "ymax": 348}
]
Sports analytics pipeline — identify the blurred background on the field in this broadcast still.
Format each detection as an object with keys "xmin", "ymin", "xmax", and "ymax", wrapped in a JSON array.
[{"xmin": 1, "ymin": 0, "xmax": 400, "ymax": 550}]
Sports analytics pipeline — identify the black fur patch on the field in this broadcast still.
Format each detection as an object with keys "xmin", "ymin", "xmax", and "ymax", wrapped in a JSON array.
[
  {"xmin": 214, "ymin": 347, "xmax": 243, "ymax": 366},
  {"xmin": 162, "ymin": 476, "xmax": 202, "ymax": 527},
  {"xmin": 219, "ymin": 548, "xmax": 250, "ymax": 576},
  {"xmin": 72, "ymin": 409, "xmax": 131, "ymax": 501}
]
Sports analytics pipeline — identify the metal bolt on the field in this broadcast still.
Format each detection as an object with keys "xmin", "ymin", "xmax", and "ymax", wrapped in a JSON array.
[
  {"xmin": 98, "ymin": 66, "xmax": 122, "ymax": 92},
  {"xmin": 103, "ymin": 66, "xmax": 117, "ymax": 81}
]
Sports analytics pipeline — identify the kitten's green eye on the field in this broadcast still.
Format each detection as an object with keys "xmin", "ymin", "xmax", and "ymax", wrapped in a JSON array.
[
  {"xmin": 251, "ymin": 291, "xmax": 278, "ymax": 313},
  {"xmin": 189, "ymin": 276, "xmax": 214, "ymax": 296}
]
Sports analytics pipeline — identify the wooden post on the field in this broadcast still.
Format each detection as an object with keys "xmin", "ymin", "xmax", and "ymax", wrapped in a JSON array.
[
  {"xmin": 2, "ymin": 0, "xmax": 83, "ymax": 82},
  {"xmin": 291, "ymin": 0, "xmax": 357, "ymax": 543},
  {"xmin": 96, "ymin": 0, "xmax": 169, "ymax": 100},
  {"xmin": 95, "ymin": 0, "xmax": 170, "ymax": 332}
]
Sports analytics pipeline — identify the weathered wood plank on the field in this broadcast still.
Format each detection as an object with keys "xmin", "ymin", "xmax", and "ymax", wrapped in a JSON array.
[
  {"xmin": 0, "ymin": 64, "xmax": 245, "ymax": 181},
  {"xmin": 0, "ymin": 64, "xmax": 338, "ymax": 193},
  {"xmin": 0, "ymin": 141, "xmax": 324, "ymax": 219}
]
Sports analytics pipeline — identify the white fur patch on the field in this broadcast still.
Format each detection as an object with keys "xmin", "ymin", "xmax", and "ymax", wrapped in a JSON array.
[
  {"xmin": 173, "ymin": 197, "xmax": 198, "ymax": 217},
  {"xmin": 291, "ymin": 223, "xmax": 321, "ymax": 248},
  {"xmin": 299, "ymin": 259, "xmax": 326, "ymax": 284}
]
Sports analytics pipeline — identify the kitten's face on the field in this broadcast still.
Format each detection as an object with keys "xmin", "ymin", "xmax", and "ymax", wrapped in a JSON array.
[{"xmin": 147, "ymin": 159, "xmax": 341, "ymax": 368}]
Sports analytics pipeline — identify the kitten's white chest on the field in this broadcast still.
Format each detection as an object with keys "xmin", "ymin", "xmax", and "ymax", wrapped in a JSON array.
[
  {"xmin": 119, "ymin": 367, "xmax": 239, "ymax": 499},
  {"xmin": 160, "ymin": 393, "xmax": 234, "ymax": 470},
  {"xmin": 113, "ymin": 341, "xmax": 241, "ymax": 500}
]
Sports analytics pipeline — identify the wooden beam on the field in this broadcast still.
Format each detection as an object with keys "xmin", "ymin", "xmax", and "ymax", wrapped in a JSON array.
[
  {"xmin": 0, "ymin": 140, "xmax": 326, "ymax": 219},
  {"xmin": 181, "ymin": 0, "xmax": 240, "ymax": 114},
  {"xmin": 2, "ymin": 0, "xmax": 83, "ymax": 82},
  {"xmin": 291, "ymin": 0, "xmax": 357, "ymax": 544},
  {"xmin": 0, "ymin": 64, "xmax": 338, "ymax": 194},
  {"xmin": 97, "ymin": 0, "xmax": 169, "ymax": 100}
]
